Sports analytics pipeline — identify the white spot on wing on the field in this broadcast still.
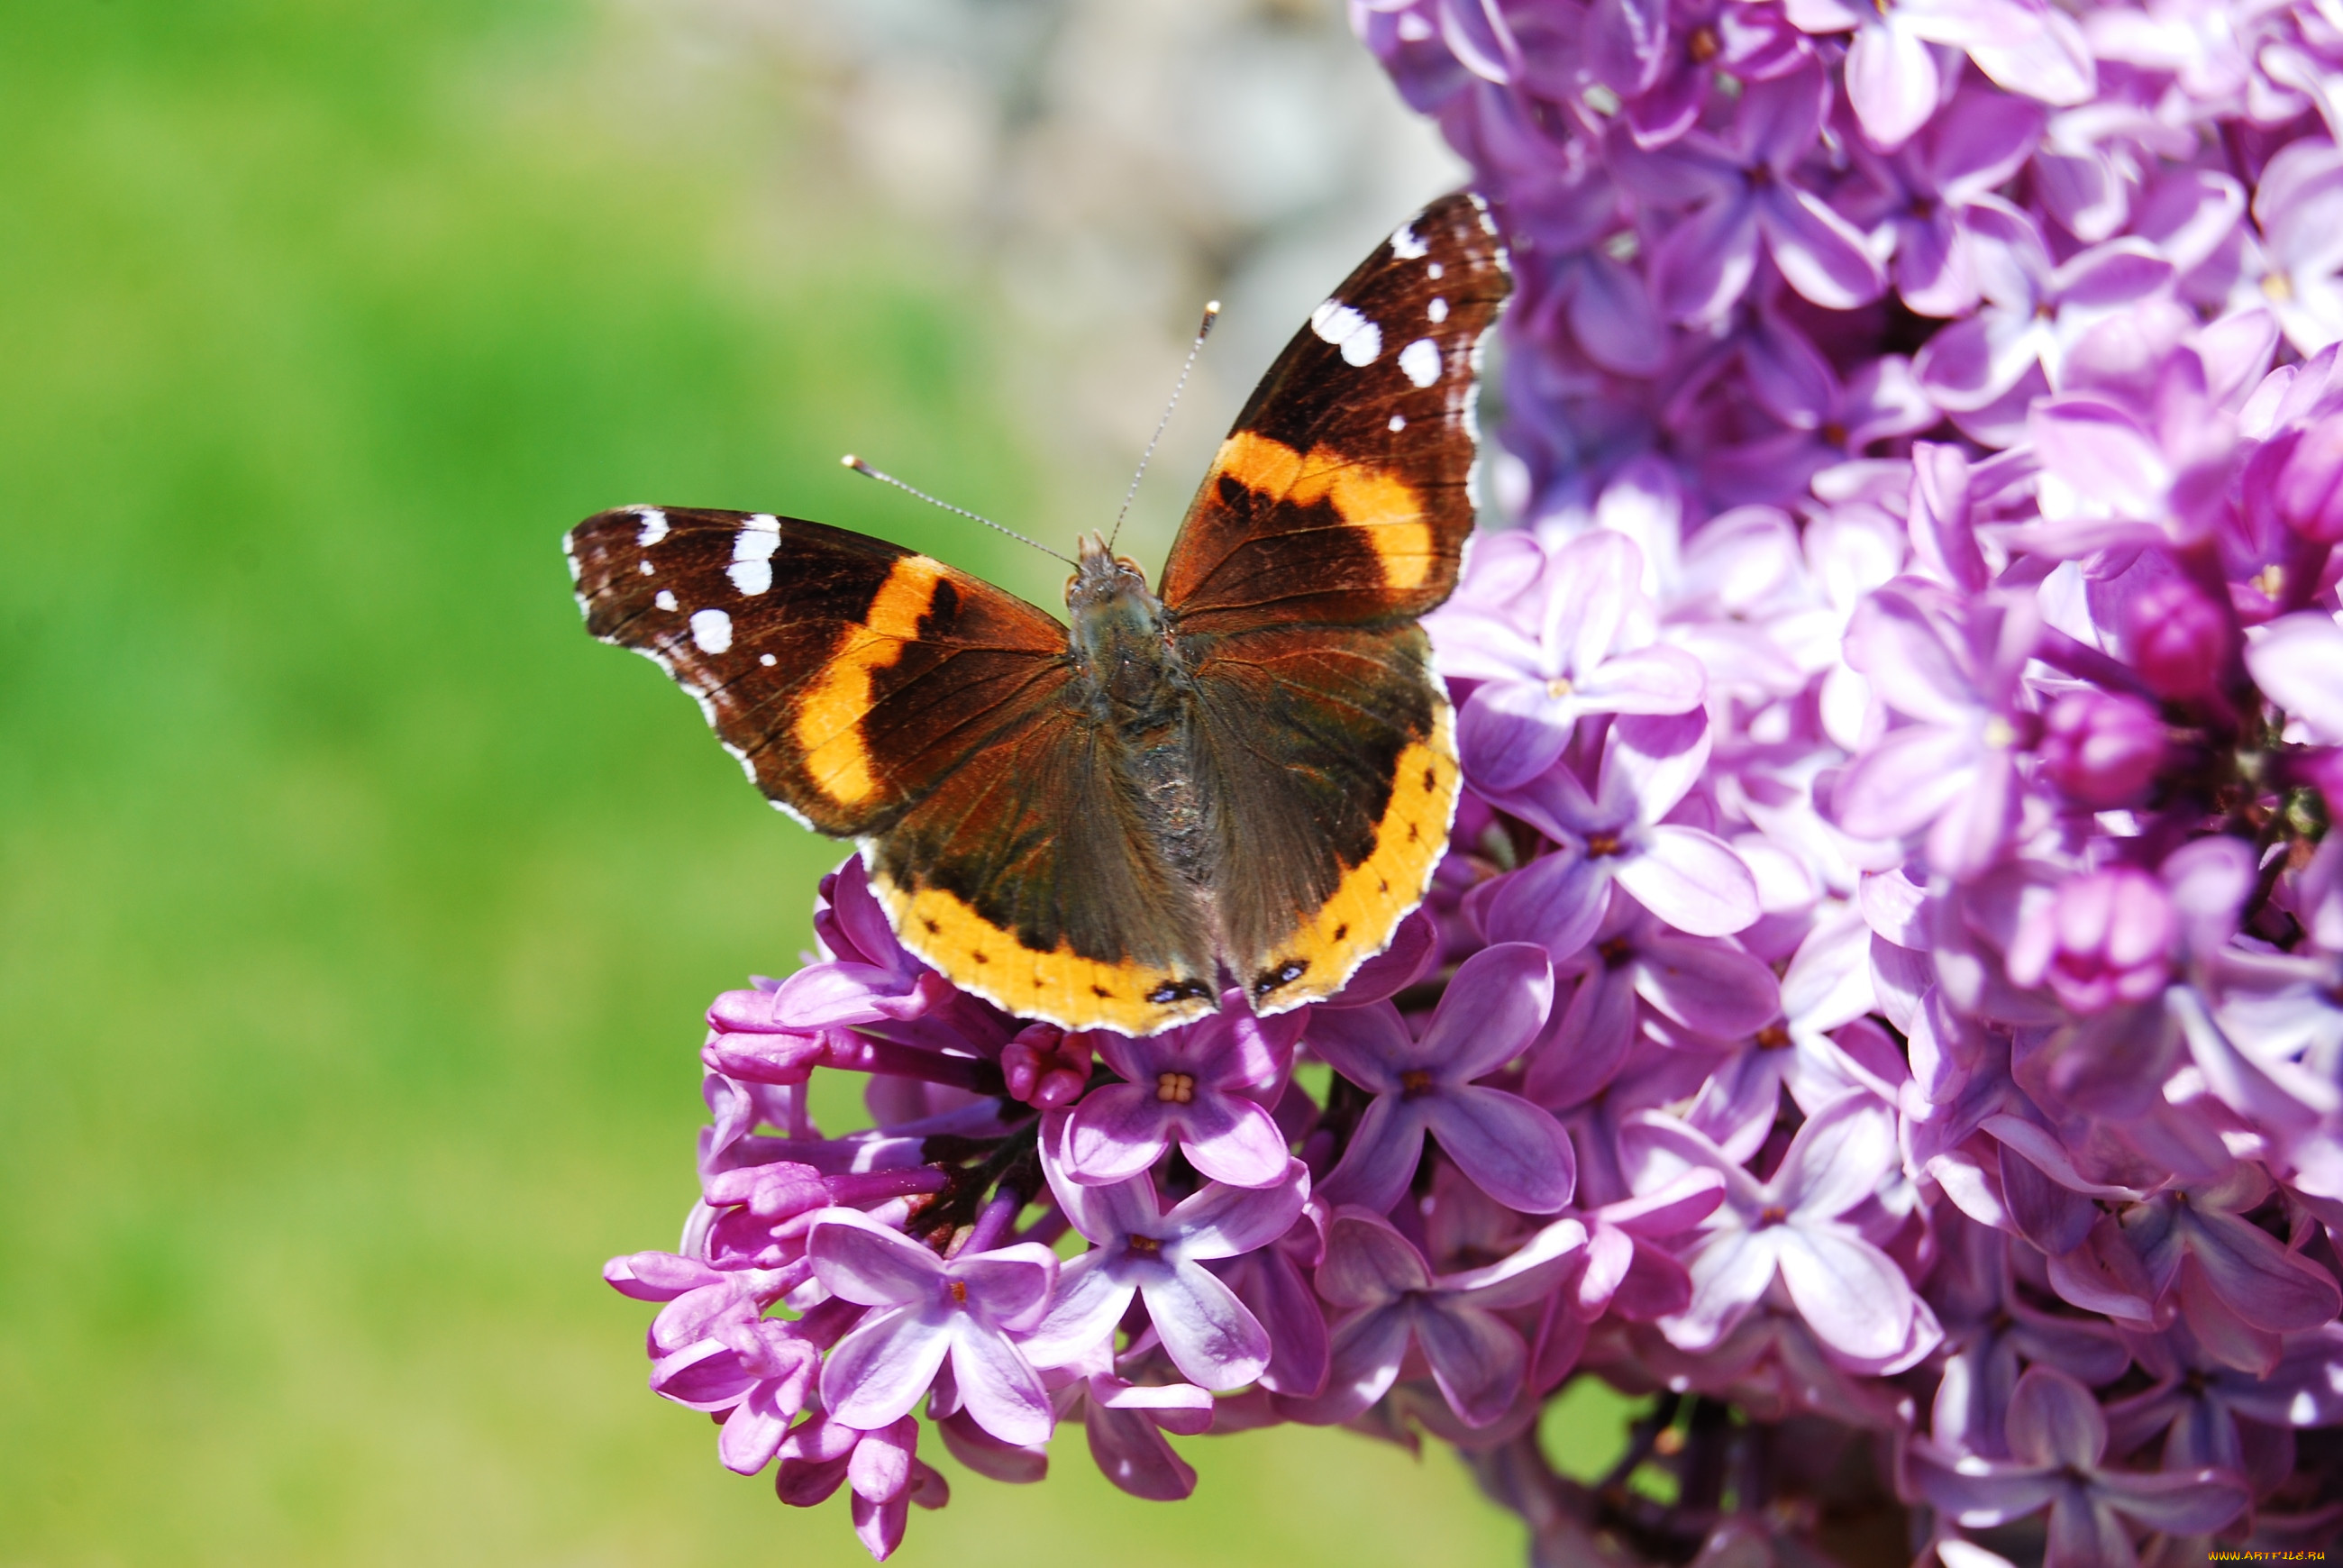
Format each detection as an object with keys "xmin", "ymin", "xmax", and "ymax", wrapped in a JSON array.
[
  {"xmin": 1398, "ymin": 338, "xmax": 1443, "ymax": 387},
  {"xmin": 1427, "ymin": 261, "xmax": 1444, "ymax": 280},
  {"xmin": 1428, "ymin": 297, "xmax": 1449, "ymax": 324},
  {"xmin": 635, "ymin": 508, "xmax": 670, "ymax": 547},
  {"xmin": 729, "ymin": 524, "xmax": 782, "ymax": 597},
  {"xmin": 689, "ymin": 607, "xmax": 734, "ymax": 653},
  {"xmin": 1310, "ymin": 299, "xmax": 1382, "ymax": 366},
  {"xmin": 1389, "ymin": 414, "xmax": 1406, "ymax": 432},
  {"xmin": 760, "ymin": 652, "xmax": 777, "ymax": 667},
  {"xmin": 1390, "ymin": 223, "xmax": 1428, "ymax": 260},
  {"xmin": 654, "ymin": 589, "xmax": 679, "ymax": 612}
]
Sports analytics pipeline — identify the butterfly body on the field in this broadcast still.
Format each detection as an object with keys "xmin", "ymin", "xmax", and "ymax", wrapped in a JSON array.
[{"xmin": 568, "ymin": 192, "xmax": 1509, "ymax": 1035}]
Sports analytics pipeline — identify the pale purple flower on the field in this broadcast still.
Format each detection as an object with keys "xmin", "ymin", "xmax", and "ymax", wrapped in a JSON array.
[
  {"xmin": 2247, "ymin": 610, "xmax": 2343, "ymax": 740},
  {"xmin": 1057, "ymin": 995, "xmax": 1300, "ymax": 1189},
  {"xmin": 1477, "ymin": 709, "xmax": 1762, "ymax": 951},
  {"xmin": 1434, "ymin": 528, "xmax": 1707, "ymax": 791},
  {"xmin": 1914, "ymin": 204, "xmax": 2174, "ymax": 444},
  {"xmin": 1584, "ymin": 0, "xmax": 1807, "ymax": 150},
  {"xmin": 1285, "ymin": 1207, "xmax": 1588, "ymax": 1428},
  {"xmin": 1833, "ymin": 585, "xmax": 2040, "ymax": 879},
  {"xmin": 646, "ymin": 1306, "xmax": 822, "ymax": 1475},
  {"xmin": 2118, "ymin": 1163, "xmax": 2343, "ymax": 1350},
  {"xmin": 1927, "ymin": 1217, "xmax": 2134, "ymax": 1459},
  {"xmin": 1025, "ymin": 1160, "xmax": 1308, "ymax": 1391},
  {"xmin": 807, "ymin": 1208, "xmax": 1059, "ymax": 1445},
  {"xmin": 1624, "ymin": 1092, "xmax": 1941, "ymax": 1370},
  {"xmin": 1311, "ymin": 941, "xmax": 1577, "ymax": 1214},
  {"xmin": 1783, "ymin": 0, "xmax": 2091, "ymax": 150},
  {"xmin": 1907, "ymin": 1365, "xmax": 2251, "ymax": 1565},
  {"xmin": 2243, "ymin": 138, "xmax": 2343, "ymax": 355},
  {"xmin": 1521, "ymin": 893, "xmax": 1785, "ymax": 1110},
  {"xmin": 2108, "ymin": 1322, "xmax": 2343, "ymax": 1482},
  {"xmin": 1612, "ymin": 62, "xmax": 1887, "ymax": 324},
  {"xmin": 1849, "ymin": 85, "xmax": 2044, "ymax": 316}
]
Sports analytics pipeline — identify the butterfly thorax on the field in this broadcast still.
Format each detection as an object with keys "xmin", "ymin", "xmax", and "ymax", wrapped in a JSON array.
[
  {"xmin": 1065, "ymin": 536, "xmax": 1183, "ymax": 719},
  {"xmin": 1065, "ymin": 535, "xmax": 1210, "ymax": 886}
]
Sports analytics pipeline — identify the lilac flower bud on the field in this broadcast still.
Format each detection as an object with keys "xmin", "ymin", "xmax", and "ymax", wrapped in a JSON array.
[
  {"xmin": 2038, "ymin": 689, "xmax": 2165, "ymax": 807},
  {"xmin": 2005, "ymin": 868, "xmax": 2174, "ymax": 1013},
  {"xmin": 2124, "ymin": 579, "xmax": 2230, "ymax": 700},
  {"xmin": 1000, "ymin": 1023, "xmax": 1089, "ymax": 1109},
  {"xmin": 2276, "ymin": 414, "xmax": 2343, "ymax": 542}
]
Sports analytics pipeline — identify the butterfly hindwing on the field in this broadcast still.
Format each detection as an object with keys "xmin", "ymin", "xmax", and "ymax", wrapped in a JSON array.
[
  {"xmin": 862, "ymin": 712, "xmax": 1220, "ymax": 1035},
  {"xmin": 1159, "ymin": 190, "xmax": 1509, "ymax": 634},
  {"xmin": 1187, "ymin": 623, "xmax": 1460, "ymax": 1009}
]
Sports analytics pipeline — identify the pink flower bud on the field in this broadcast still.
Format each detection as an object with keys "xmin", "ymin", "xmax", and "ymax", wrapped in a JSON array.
[
  {"xmin": 2006, "ymin": 868, "xmax": 2174, "ymax": 1014},
  {"xmin": 1000, "ymin": 1022, "xmax": 1091, "ymax": 1108},
  {"xmin": 2125, "ymin": 579, "xmax": 2230, "ymax": 699},
  {"xmin": 2276, "ymin": 415, "xmax": 2343, "ymax": 542},
  {"xmin": 2038, "ymin": 690, "xmax": 2165, "ymax": 807}
]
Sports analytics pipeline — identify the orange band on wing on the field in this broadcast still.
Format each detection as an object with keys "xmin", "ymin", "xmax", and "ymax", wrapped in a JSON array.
[
  {"xmin": 793, "ymin": 555, "xmax": 945, "ymax": 807},
  {"xmin": 1213, "ymin": 431, "xmax": 1434, "ymax": 592},
  {"xmin": 1251, "ymin": 699, "xmax": 1460, "ymax": 1014},
  {"xmin": 864, "ymin": 862, "xmax": 1219, "ymax": 1036}
]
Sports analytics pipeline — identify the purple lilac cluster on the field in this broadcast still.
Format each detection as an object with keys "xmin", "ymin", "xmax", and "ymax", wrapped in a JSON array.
[{"xmin": 605, "ymin": 2, "xmax": 2343, "ymax": 1559}]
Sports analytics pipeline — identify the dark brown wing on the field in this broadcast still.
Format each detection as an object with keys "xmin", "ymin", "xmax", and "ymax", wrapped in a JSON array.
[
  {"xmin": 1157, "ymin": 191, "xmax": 1510, "ymax": 634},
  {"xmin": 566, "ymin": 505, "xmax": 1218, "ymax": 1035},
  {"xmin": 861, "ymin": 709, "xmax": 1220, "ymax": 1036},
  {"xmin": 1187, "ymin": 624, "xmax": 1459, "ymax": 1013},
  {"xmin": 564, "ymin": 506, "xmax": 1070, "ymax": 837}
]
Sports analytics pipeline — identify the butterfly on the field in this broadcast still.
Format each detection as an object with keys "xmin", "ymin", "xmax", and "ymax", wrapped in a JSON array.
[{"xmin": 565, "ymin": 191, "xmax": 1509, "ymax": 1037}]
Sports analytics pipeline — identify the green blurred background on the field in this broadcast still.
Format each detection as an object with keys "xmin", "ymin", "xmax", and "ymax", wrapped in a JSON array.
[{"xmin": 0, "ymin": 2, "xmax": 1579, "ymax": 1562}]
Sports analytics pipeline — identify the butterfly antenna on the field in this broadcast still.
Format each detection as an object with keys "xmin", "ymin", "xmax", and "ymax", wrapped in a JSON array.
[
  {"xmin": 1106, "ymin": 299, "xmax": 1220, "ymax": 554},
  {"xmin": 840, "ymin": 455, "xmax": 1075, "ymax": 566}
]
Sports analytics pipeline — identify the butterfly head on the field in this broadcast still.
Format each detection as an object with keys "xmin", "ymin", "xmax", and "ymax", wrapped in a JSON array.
[{"xmin": 1066, "ymin": 529, "xmax": 1153, "ymax": 614}]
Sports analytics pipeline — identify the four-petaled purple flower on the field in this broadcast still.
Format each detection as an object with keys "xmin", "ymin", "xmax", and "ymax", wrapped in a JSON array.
[
  {"xmin": 1311, "ymin": 942, "xmax": 1577, "ymax": 1214},
  {"xmin": 1025, "ymin": 1159, "xmax": 1309, "ymax": 1392},
  {"xmin": 807, "ymin": 1208, "xmax": 1060, "ymax": 1445},
  {"xmin": 1909, "ymin": 1365, "xmax": 2251, "ymax": 1563},
  {"xmin": 1057, "ymin": 996, "xmax": 1301, "ymax": 1188},
  {"xmin": 1286, "ymin": 1207, "xmax": 1589, "ymax": 1429}
]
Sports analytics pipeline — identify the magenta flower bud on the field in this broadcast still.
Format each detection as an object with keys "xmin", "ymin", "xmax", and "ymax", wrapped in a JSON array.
[
  {"xmin": 2038, "ymin": 690, "xmax": 2165, "ymax": 807},
  {"xmin": 2125, "ymin": 579, "xmax": 2230, "ymax": 700},
  {"xmin": 2276, "ymin": 415, "xmax": 2343, "ymax": 543},
  {"xmin": 1000, "ymin": 1023, "xmax": 1090, "ymax": 1109},
  {"xmin": 2005, "ymin": 868, "xmax": 2174, "ymax": 1015}
]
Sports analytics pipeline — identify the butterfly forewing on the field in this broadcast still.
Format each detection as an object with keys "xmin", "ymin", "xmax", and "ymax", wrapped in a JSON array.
[
  {"xmin": 1159, "ymin": 190, "xmax": 1509, "ymax": 634},
  {"xmin": 564, "ymin": 506, "xmax": 1069, "ymax": 836}
]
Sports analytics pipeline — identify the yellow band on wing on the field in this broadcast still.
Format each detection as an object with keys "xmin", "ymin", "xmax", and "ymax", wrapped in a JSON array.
[
  {"xmin": 864, "ymin": 862, "xmax": 1218, "ymax": 1037},
  {"xmin": 1254, "ymin": 699, "xmax": 1460, "ymax": 1014},
  {"xmin": 793, "ymin": 555, "xmax": 945, "ymax": 807},
  {"xmin": 1212, "ymin": 431, "xmax": 1435, "ymax": 592}
]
